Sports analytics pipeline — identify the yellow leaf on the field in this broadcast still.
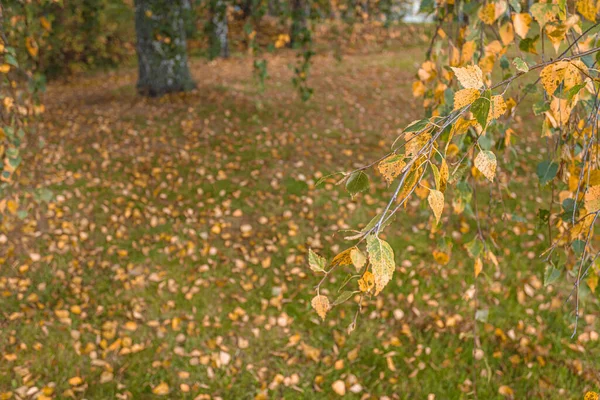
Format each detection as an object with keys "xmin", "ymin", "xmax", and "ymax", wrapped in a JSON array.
[
  {"xmin": 439, "ymin": 159, "xmax": 449, "ymax": 192},
  {"xmin": 461, "ymin": 41, "xmax": 477, "ymax": 65},
  {"xmin": 549, "ymin": 96, "xmax": 576, "ymax": 126},
  {"xmin": 358, "ymin": 271, "xmax": 375, "ymax": 293},
  {"xmin": 427, "ymin": 189, "xmax": 444, "ymax": 225},
  {"xmin": 546, "ymin": 23, "xmax": 568, "ymax": 53},
  {"xmin": 588, "ymin": 274, "xmax": 598, "ymax": 293},
  {"xmin": 454, "ymin": 88, "xmax": 480, "ymax": 110},
  {"xmin": 366, "ymin": 235, "xmax": 395, "ymax": 295},
  {"xmin": 378, "ymin": 154, "xmax": 406, "ymax": 184},
  {"xmin": 124, "ymin": 321, "xmax": 138, "ymax": 331},
  {"xmin": 585, "ymin": 186, "xmax": 600, "ymax": 212},
  {"xmin": 433, "ymin": 250, "xmax": 450, "ymax": 265},
  {"xmin": 350, "ymin": 247, "xmax": 366, "ymax": 271},
  {"xmin": 0, "ymin": 64, "xmax": 10, "ymax": 74},
  {"xmin": 331, "ymin": 247, "xmax": 354, "ymax": 267},
  {"xmin": 451, "ymin": 65, "xmax": 484, "ymax": 89},
  {"xmin": 499, "ymin": 22, "xmax": 514, "ymax": 45},
  {"xmin": 540, "ymin": 61, "xmax": 585, "ymax": 96},
  {"xmin": 474, "ymin": 257, "xmax": 483, "ymax": 278},
  {"xmin": 498, "ymin": 385, "xmax": 514, "ymax": 397},
  {"xmin": 489, "ymin": 95, "xmax": 507, "ymax": 121},
  {"xmin": 475, "ymin": 151, "xmax": 497, "ymax": 182},
  {"xmin": 68, "ymin": 376, "xmax": 83, "ymax": 386},
  {"xmin": 512, "ymin": 13, "xmax": 532, "ymax": 39},
  {"xmin": 40, "ymin": 16, "xmax": 52, "ymax": 31},
  {"xmin": 412, "ymin": 81, "xmax": 426, "ymax": 97},
  {"xmin": 451, "ymin": 117, "xmax": 476, "ymax": 136},
  {"xmin": 585, "ymin": 391, "xmax": 600, "ymax": 400},
  {"xmin": 6, "ymin": 200, "xmax": 18, "ymax": 215},
  {"xmin": 26, "ymin": 37, "xmax": 38, "ymax": 58},
  {"xmin": 577, "ymin": 0, "xmax": 597, "ymax": 22},
  {"xmin": 152, "ymin": 382, "xmax": 170, "ymax": 396},
  {"xmin": 478, "ymin": 3, "xmax": 496, "ymax": 25},
  {"xmin": 311, "ymin": 295, "xmax": 330, "ymax": 320}
]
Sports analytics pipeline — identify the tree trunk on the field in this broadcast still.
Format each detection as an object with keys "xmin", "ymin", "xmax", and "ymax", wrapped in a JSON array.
[
  {"xmin": 290, "ymin": 0, "xmax": 307, "ymax": 48},
  {"xmin": 134, "ymin": 0, "xmax": 195, "ymax": 97},
  {"xmin": 208, "ymin": 0, "xmax": 229, "ymax": 59}
]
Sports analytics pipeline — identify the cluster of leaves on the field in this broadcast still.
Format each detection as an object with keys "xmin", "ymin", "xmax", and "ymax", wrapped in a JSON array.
[
  {"xmin": 311, "ymin": 0, "xmax": 600, "ymax": 337},
  {"xmin": 4, "ymin": 0, "xmax": 133, "ymax": 77},
  {"xmin": 0, "ymin": 4, "xmax": 44, "ymax": 189}
]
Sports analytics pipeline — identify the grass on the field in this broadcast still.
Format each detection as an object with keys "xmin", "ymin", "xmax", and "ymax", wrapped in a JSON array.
[{"xmin": 1, "ymin": 44, "xmax": 600, "ymax": 400}]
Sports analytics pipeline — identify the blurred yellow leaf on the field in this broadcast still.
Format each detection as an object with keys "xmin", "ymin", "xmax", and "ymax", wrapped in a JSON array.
[
  {"xmin": 311, "ymin": 295, "xmax": 330, "ymax": 320},
  {"xmin": 427, "ymin": 189, "xmax": 444, "ymax": 225},
  {"xmin": 152, "ymin": 382, "xmax": 170, "ymax": 395},
  {"xmin": 474, "ymin": 257, "xmax": 483, "ymax": 278},
  {"xmin": 512, "ymin": 13, "xmax": 532, "ymax": 39}
]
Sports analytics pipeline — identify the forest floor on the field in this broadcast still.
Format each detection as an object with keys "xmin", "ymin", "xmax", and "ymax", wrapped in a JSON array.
[{"xmin": 1, "ymin": 42, "xmax": 600, "ymax": 399}]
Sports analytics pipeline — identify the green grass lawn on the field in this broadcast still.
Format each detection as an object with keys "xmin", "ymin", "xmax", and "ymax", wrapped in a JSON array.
[{"xmin": 1, "ymin": 44, "xmax": 600, "ymax": 399}]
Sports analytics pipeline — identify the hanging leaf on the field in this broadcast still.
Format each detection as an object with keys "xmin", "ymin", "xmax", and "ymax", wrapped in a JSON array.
[
  {"xmin": 331, "ymin": 247, "xmax": 355, "ymax": 267},
  {"xmin": 350, "ymin": 247, "xmax": 366, "ymax": 271},
  {"xmin": 453, "ymin": 88, "xmax": 480, "ymax": 110},
  {"xmin": 311, "ymin": 295, "xmax": 330, "ymax": 320},
  {"xmin": 513, "ymin": 57, "xmax": 529, "ymax": 73},
  {"xmin": 451, "ymin": 65, "xmax": 484, "ymax": 89},
  {"xmin": 332, "ymin": 291, "xmax": 356, "ymax": 306},
  {"xmin": 427, "ymin": 189, "xmax": 444, "ymax": 225},
  {"xmin": 378, "ymin": 154, "xmax": 406, "ymax": 184},
  {"xmin": 346, "ymin": 171, "xmax": 369, "ymax": 196},
  {"xmin": 474, "ymin": 257, "xmax": 483, "ymax": 278},
  {"xmin": 543, "ymin": 265, "xmax": 561, "ymax": 286},
  {"xmin": 366, "ymin": 235, "xmax": 395, "ymax": 295},
  {"xmin": 587, "ymin": 274, "xmax": 598, "ymax": 293},
  {"xmin": 471, "ymin": 90, "xmax": 491, "ymax": 128},
  {"xmin": 474, "ymin": 150, "xmax": 497, "ymax": 182},
  {"xmin": 478, "ymin": 3, "xmax": 496, "ymax": 25},
  {"xmin": 512, "ymin": 13, "xmax": 532, "ymax": 39},
  {"xmin": 489, "ymin": 95, "xmax": 507, "ymax": 121},
  {"xmin": 308, "ymin": 249, "xmax": 327, "ymax": 273},
  {"xmin": 584, "ymin": 185, "xmax": 600, "ymax": 212},
  {"xmin": 358, "ymin": 270, "xmax": 375, "ymax": 293},
  {"xmin": 576, "ymin": 0, "xmax": 597, "ymax": 22},
  {"xmin": 536, "ymin": 160, "xmax": 558, "ymax": 185}
]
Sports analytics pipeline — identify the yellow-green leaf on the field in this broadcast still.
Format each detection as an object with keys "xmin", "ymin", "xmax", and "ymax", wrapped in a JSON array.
[
  {"xmin": 475, "ymin": 150, "xmax": 497, "ymax": 182},
  {"xmin": 366, "ymin": 235, "xmax": 395, "ymax": 295},
  {"xmin": 427, "ymin": 189, "xmax": 444, "ymax": 225}
]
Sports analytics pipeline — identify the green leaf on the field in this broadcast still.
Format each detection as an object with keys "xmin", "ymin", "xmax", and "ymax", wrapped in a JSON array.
[
  {"xmin": 308, "ymin": 249, "xmax": 327, "ymax": 273},
  {"xmin": 543, "ymin": 265, "xmax": 561, "ymax": 286},
  {"xmin": 404, "ymin": 119, "xmax": 430, "ymax": 133},
  {"xmin": 332, "ymin": 291, "xmax": 356, "ymax": 306},
  {"xmin": 572, "ymin": 240, "xmax": 585, "ymax": 256},
  {"xmin": 519, "ymin": 36, "xmax": 539, "ymax": 55},
  {"xmin": 536, "ymin": 160, "xmax": 558, "ymax": 185},
  {"xmin": 346, "ymin": 171, "xmax": 370, "ymax": 196},
  {"xmin": 533, "ymin": 101, "xmax": 550, "ymax": 115},
  {"xmin": 366, "ymin": 235, "xmax": 395, "ymax": 295},
  {"xmin": 465, "ymin": 236, "xmax": 483, "ymax": 259},
  {"xmin": 509, "ymin": 0, "xmax": 521, "ymax": 12},
  {"xmin": 513, "ymin": 57, "xmax": 529, "ymax": 73},
  {"xmin": 471, "ymin": 90, "xmax": 491, "ymax": 128}
]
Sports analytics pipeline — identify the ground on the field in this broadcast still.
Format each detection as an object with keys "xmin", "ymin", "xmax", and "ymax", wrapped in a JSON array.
[{"xmin": 1, "ymin": 42, "xmax": 599, "ymax": 399}]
